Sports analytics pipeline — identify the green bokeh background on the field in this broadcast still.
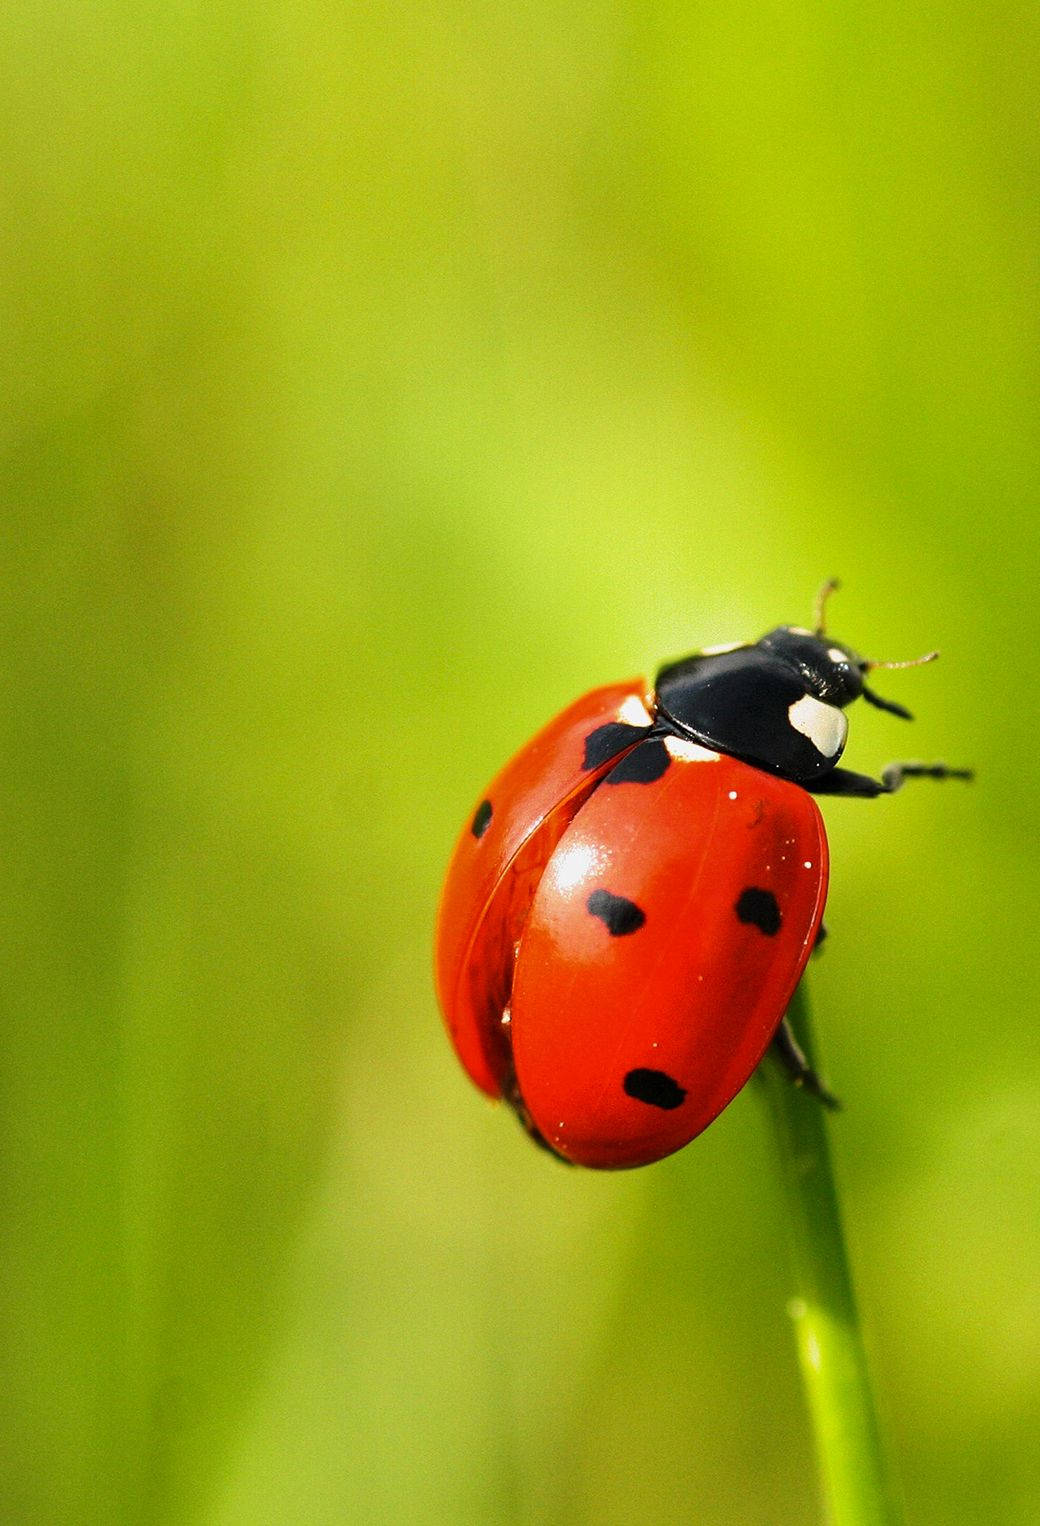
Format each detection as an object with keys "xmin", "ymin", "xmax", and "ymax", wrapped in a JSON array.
[{"xmin": 3, "ymin": 5, "xmax": 1037, "ymax": 1523}]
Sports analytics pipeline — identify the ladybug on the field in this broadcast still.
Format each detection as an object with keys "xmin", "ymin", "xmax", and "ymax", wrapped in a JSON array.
[{"xmin": 434, "ymin": 582, "xmax": 970, "ymax": 1169}]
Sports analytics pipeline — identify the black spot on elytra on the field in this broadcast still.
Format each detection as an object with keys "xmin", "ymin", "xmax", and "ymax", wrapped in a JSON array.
[
  {"xmin": 470, "ymin": 799, "xmax": 493, "ymax": 838},
  {"xmin": 603, "ymin": 737, "xmax": 671, "ymax": 785},
  {"xmin": 623, "ymin": 1068, "xmax": 687, "ymax": 1110},
  {"xmin": 582, "ymin": 720, "xmax": 651, "ymax": 771},
  {"xmin": 586, "ymin": 888, "xmax": 645, "ymax": 936},
  {"xmin": 735, "ymin": 886, "xmax": 782, "ymax": 936}
]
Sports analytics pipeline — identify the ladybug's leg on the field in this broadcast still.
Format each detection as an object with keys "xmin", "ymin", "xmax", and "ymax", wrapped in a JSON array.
[
  {"xmin": 770, "ymin": 1016, "xmax": 841, "ymax": 1110},
  {"xmin": 880, "ymin": 762, "xmax": 974, "ymax": 791},
  {"xmin": 805, "ymin": 768, "xmax": 887, "ymax": 797},
  {"xmin": 502, "ymin": 1068, "xmax": 574, "ymax": 1164},
  {"xmin": 807, "ymin": 763, "xmax": 972, "ymax": 797}
]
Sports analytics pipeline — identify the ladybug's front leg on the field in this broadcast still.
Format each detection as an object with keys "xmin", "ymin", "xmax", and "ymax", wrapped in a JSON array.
[
  {"xmin": 770, "ymin": 1015, "xmax": 841, "ymax": 1110},
  {"xmin": 807, "ymin": 763, "xmax": 972, "ymax": 797}
]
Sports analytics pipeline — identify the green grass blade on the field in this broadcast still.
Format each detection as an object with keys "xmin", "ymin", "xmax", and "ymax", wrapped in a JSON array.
[{"xmin": 761, "ymin": 982, "xmax": 902, "ymax": 1526}]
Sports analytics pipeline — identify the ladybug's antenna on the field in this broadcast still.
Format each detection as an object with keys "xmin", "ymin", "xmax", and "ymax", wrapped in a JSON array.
[
  {"xmin": 861, "ymin": 649, "xmax": 939, "ymax": 721},
  {"xmin": 866, "ymin": 650, "xmax": 940, "ymax": 672},
  {"xmin": 813, "ymin": 577, "xmax": 841, "ymax": 636}
]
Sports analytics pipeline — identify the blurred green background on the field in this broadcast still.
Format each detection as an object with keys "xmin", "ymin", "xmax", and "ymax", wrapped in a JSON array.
[{"xmin": 2, "ymin": 3, "xmax": 1037, "ymax": 1522}]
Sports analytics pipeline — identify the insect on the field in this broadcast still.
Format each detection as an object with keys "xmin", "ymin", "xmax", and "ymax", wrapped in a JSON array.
[{"xmin": 434, "ymin": 582, "xmax": 971, "ymax": 1169}]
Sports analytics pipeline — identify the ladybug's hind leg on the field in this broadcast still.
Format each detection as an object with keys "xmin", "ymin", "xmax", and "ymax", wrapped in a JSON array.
[
  {"xmin": 770, "ymin": 1016, "xmax": 841, "ymax": 1110},
  {"xmin": 503, "ymin": 1071, "xmax": 573, "ymax": 1164}
]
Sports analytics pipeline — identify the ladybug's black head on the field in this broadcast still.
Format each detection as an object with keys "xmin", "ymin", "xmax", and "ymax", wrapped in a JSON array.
[
  {"xmin": 757, "ymin": 627, "xmax": 866, "ymax": 710},
  {"xmin": 653, "ymin": 581, "xmax": 939, "ymax": 783},
  {"xmin": 759, "ymin": 579, "xmax": 938, "ymax": 721}
]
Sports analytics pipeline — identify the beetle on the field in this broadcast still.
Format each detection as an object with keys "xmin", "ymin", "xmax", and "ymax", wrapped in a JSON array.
[{"xmin": 434, "ymin": 582, "xmax": 970, "ymax": 1168}]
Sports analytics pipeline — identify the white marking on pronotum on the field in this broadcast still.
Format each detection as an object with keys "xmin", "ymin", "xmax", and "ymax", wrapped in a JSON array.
[
  {"xmin": 699, "ymin": 640, "xmax": 745, "ymax": 655},
  {"xmin": 617, "ymin": 694, "xmax": 653, "ymax": 726},
  {"xmin": 827, "ymin": 646, "xmax": 849, "ymax": 665},
  {"xmin": 788, "ymin": 693, "xmax": 847, "ymax": 758},
  {"xmin": 664, "ymin": 736, "xmax": 720, "ymax": 762}
]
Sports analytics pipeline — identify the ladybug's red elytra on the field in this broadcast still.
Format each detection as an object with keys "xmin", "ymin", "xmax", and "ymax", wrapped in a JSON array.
[{"xmin": 434, "ymin": 583, "xmax": 971, "ymax": 1169}]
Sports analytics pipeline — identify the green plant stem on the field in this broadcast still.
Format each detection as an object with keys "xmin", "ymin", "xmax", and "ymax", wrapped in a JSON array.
[{"xmin": 760, "ymin": 981, "xmax": 902, "ymax": 1526}]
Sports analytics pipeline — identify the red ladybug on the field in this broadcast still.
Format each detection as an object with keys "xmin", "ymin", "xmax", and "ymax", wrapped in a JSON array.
[{"xmin": 435, "ymin": 584, "xmax": 970, "ymax": 1169}]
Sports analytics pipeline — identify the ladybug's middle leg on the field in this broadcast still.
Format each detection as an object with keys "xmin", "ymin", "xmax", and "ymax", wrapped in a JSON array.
[
  {"xmin": 807, "ymin": 763, "xmax": 973, "ymax": 797},
  {"xmin": 770, "ymin": 1015, "xmax": 841, "ymax": 1110}
]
